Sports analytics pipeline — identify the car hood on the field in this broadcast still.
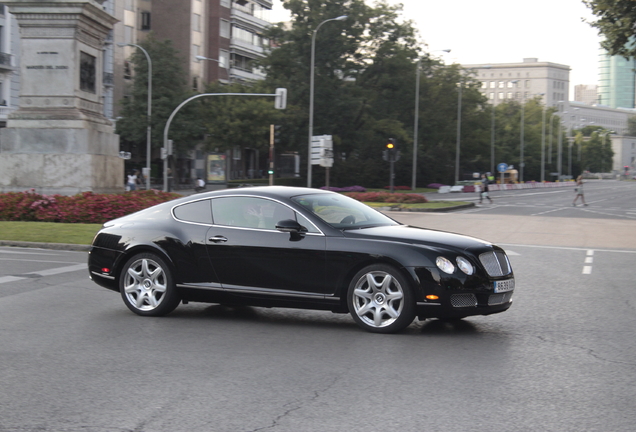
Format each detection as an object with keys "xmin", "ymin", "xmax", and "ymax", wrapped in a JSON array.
[{"xmin": 342, "ymin": 224, "xmax": 493, "ymax": 251}]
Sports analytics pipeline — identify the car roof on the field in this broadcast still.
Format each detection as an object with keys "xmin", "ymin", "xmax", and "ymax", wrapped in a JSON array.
[{"xmin": 192, "ymin": 186, "xmax": 335, "ymax": 201}]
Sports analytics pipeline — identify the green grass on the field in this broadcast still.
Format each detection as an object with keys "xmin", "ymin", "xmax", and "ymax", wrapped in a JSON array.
[{"xmin": 0, "ymin": 222, "xmax": 102, "ymax": 245}]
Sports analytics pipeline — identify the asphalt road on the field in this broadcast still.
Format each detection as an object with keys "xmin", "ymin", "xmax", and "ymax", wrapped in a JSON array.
[{"xmin": 1, "ymin": 184, "xmax": 635, "ymax": 432}]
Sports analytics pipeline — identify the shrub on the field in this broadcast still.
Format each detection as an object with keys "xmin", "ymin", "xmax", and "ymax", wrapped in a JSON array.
[
  {"xmin": 383, "ymin": 186, "xmax": 411, "ymax": 190},
  {"xmin": 320, "ymin": 185, "xmax": 366, "ymax": 193},
  {"xmin": 0, "ymin": 189, "xmax": 181, "ymax": 224},
  {"xmin": 344, "ymin": 192, "xmax": 427, "ymax": 204},
  {"xmin": 427, "ymin": 183, "xmax": 447, "ymax": 190}
]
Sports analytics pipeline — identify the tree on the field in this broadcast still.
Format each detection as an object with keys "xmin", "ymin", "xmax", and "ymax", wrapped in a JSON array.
[
  {"xmin": 116, "ymin": 34, "xmax": 196, "ymax": 168},
  {"xmin": 627, "ymin": 116, "xmax": 636, "ymax": 136},
  {"xmin": 259, "ymin": 0, "xmax": 491, "ymax": 187},
  {"xmin": 584, "ymin": 1, "xmax": 636, "ymax": 57}
]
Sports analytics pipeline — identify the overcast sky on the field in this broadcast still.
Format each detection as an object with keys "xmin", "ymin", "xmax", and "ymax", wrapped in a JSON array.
[{"xmin": 270, "ymin": 0, "xmax": 602, "ymax": 96}]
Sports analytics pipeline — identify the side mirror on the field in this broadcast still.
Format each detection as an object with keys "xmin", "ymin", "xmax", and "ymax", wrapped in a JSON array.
[{"xmin": 276, "ymin": 219, "xmax": 302, "ymax": 233}]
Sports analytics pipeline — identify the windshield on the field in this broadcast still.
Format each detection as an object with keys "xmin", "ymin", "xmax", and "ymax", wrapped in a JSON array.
[{"xmin": 292, "ymin": 193, "xmax": 399, "ymax": 230}]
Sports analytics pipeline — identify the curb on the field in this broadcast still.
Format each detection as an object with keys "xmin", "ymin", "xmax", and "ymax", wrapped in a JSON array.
[{"xmin": 0, "ymin": 240, "xmax": 90, "ymax": 251}]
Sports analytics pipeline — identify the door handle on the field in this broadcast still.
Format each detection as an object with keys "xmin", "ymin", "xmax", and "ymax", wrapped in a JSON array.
[{"xmin": 208, "ymin": 235, "xmax": 228, "ymax": 243}]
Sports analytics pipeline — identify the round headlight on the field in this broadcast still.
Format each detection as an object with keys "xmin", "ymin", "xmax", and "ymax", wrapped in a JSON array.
[
  {"xmin": 456, "ymin": 256, "xmax": 474, "ymax": 275},
  {"xmin": 436, "ymin": 256, "xmax": 455, "ymax": 274}
]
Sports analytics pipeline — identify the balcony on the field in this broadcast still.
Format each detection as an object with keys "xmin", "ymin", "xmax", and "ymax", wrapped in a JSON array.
[{"xmin": 0, "ymin": 52, "xmax": 13, "ymax": 71}]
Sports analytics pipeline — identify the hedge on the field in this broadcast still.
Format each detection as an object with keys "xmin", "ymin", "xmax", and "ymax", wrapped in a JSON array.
[{"xmin": 0, "ymin": 189, "xmax": 181, "ymax": 224}]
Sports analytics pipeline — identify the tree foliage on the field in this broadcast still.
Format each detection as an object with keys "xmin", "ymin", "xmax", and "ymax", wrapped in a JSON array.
[{"xmin": 584, "ymin": 0, "xmax": 636, "ymax": 57}]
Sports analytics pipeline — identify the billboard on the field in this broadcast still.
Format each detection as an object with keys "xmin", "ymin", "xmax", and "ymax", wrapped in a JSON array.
[{"xmin": 207, "ymin": 154, "xmax": 226, "ymax": 183}]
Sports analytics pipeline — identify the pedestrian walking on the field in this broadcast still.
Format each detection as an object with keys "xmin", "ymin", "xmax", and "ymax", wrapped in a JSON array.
[
  {"xmin": 479, "ymin": 173, "xmax": 493, "ymax": 204},
  {"xmin": 126, "ymin": 169, "xmax": 139, "ymax": 191},
  {"xmin": 572, "ymin": 175, "xmax": 588, "ymax": 206}
]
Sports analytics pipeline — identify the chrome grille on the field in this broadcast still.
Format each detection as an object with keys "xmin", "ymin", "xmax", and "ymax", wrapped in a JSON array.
[
  {"xmin": 479, "ymin": 251, "xmax": 512, "ymax": 277},
  {"xmin": 488, "ymin": 292, "xmax": 513, "ymax": 306},
  {"xmin": 450, "ymin": 294, "xmax": 477, "ymax": 308}
]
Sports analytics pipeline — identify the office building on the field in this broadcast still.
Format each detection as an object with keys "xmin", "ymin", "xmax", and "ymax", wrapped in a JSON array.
[
  {"xmin": 574, "ymin": 84, "xmax": 598, "ymax": 105},
  {"xmin": 463, "ymin": 58, "xmax": 570, "ymax": 111},
  {"xmin": 598, "ymin": 50, "xmax": 636, "ymax": 109}
]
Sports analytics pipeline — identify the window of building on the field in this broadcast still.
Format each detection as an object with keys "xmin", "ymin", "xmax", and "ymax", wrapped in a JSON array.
[
  {"xmin": 507, "ymin": 81, "xmax": 514, "ymax": 88},
  {"xmin": 489, "ymin": 81, "xmax": 495, "ymax": 88},
  {"xmin": 193, "ymin": 13, "xmax": 201, "ymax": 32},
  {"xmin": 489, "ymin": 92, "xmax": 494, "ymax": 100},
  {"xmin": 481, "ymin": 82, "xmax": 487, "ymax": 89},
  {"xmin": 221, "ymin": 0, "xmax": 230, "ymax": 7},
  {"xmin": 525, "ymin": 80, "xmax": 530, "ymax": 88},
  {"xmin": 507, "ymin": 92, "xmax": 513, "ymax": 99},
  {"xmin": 193, "ymin": 44, "xmax": 200, "ymax": 58},
  {"xmin": 192, "ymin": 76, "xmax": 199, "ymax": 91},
  {"xmin": 219, "ymin": 50, "xmax": 229, "ymax": 69},
  {"xmin": 498, "ymin": 92, "xmax": 504, "ymax": 100},
  {"xmin": 124, "ymin": 25, "xmax": 133, "ymax": 44},
  {"xmin": 220, "ymin": 19, "xmax": 230, "ymax": 38},
  {"xmin": 79, "ymin": 52, "xmax": 96, "ymax": 94},
  {"xmin": 498, "ymin": 81, "xmax": 504, "ymax": 88},
  {"xmin": 141, "ymin": 12, "xmax": 151, "ymax": 31}
]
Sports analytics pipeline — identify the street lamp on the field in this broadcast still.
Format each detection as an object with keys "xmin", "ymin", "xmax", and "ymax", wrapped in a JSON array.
[
  {"xmin": 195, "ymin": 55, "xmax": 231, "ymax": 82},
  {"xmin": 412, "ymin": 49, "xmax": 450, "ymax": 190},
  {"xmin": 118, "ymin": 43, "xmax": 152, "ymax": 190},
  {"xmin": 307, "ymin": 15, "xmax": 347, "ymax": 188}
]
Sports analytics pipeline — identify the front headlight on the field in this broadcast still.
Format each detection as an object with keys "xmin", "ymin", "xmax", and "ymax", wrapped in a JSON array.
[
  {"xmin": 436, "ymin": 256, "xmax": 455, "ymax": 274},
  {"xmin": 456, "ymin": 256, "xmax": 474, "ymax": 275}
]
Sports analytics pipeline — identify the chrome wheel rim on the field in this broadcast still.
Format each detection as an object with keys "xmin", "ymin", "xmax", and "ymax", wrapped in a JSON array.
[
  {"xmin": 123, "ymin": 258, "xmax": 167, "ymax": 311},
  {"xmin": 352, "ymin": 271, "xmax": 404, "ymax": 328}
]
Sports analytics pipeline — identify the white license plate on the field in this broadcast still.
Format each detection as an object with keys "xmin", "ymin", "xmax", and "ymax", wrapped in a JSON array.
[{"xmin": 494, "ymin": 279, "xmax": 515, "ymax": 293}]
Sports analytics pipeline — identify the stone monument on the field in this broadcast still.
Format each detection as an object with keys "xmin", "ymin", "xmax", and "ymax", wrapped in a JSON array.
[{"xmin": 0, "ymin": 0, "xmax": 123, "ymax": 194}]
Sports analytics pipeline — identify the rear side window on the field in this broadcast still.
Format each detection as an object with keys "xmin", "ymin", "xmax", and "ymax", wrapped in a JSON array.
[{"xmin": 173, "ymin": 200, "xmax": 212, "ymax": 224}]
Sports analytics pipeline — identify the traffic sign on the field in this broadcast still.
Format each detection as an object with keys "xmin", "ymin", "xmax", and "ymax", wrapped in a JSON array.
[{"xmin": 497, "ymin": 163, "xmax": 508, "ymax": 173}]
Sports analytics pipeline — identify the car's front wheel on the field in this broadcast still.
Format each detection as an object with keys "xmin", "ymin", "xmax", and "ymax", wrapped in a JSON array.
[
  {"xmin": 347, "ymin": 264, "xmax": 415, "ymax": 333},
  {"xmin": 119, "ymin": 252, "xmax": 180, "ymax": 316}
]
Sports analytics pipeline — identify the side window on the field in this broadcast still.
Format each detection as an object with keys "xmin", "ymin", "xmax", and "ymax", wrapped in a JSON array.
[
  {"xmin": 173, "ymin": 200, "xmax": 212, "ymax": 224},
  {"xmin": 212, "ymin": 197, "xmax": 295, "ymax": 230}
]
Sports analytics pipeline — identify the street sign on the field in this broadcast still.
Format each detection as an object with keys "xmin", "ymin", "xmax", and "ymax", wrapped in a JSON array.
[
  {"xmin": 311, "ymin": 135, "xmax": 333, "ymax": 167},
  {"xmin": 497, "ymin": 162, "xmax": 508, "ymax": 173}
]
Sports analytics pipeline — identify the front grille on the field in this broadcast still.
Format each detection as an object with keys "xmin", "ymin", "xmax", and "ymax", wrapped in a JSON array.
[
  {"xmin": 488, "ymin": 292, "xmax": 513, "ymax": 306},
  {"xmin": 479, "ymin": 251, "xmax": 512, "ymax": 277},
  {"xmin": 451, "ymin": 294, "xmax": 477, "ymax": 308}
]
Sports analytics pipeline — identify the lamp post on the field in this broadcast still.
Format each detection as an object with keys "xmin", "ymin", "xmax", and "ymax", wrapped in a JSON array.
[
  {"xmin": 455, "ymin": 80, "xmax": 463, "ymax": 185},
  {"xmin": 195, "ymin": 55, "xmax": 230, "ymax": 82},
  {"xmin": 307, "ymin": 15, "xmax": 347, "ymax": 188},
  {"xmin": 118, "ymin": 43, "xmax": 152, "ymax": 190},
  {"xmin": 412, "ymin": 49, "xmax": 450, "ymax": 190}
]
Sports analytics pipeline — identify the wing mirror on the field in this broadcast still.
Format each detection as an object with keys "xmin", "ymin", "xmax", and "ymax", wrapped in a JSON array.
[{"xmin": 276, "ymin": 219, "xmax": 306, "ymax": 241}]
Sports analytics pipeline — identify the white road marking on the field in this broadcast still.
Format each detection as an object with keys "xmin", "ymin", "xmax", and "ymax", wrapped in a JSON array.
[
  {"xmin": 0, "ymin": 263, "xmax": 87, "ymax": 285},
  {"xmin": 583, "ymin": 266, "xmax": 592, "ymax": 275}
]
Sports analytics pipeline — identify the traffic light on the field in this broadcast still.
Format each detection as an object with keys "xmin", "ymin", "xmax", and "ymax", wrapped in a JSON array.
[
  {"xmin": 274, "ymin": 125, "xmax": 282, "ymax": 145},
  {"xmin": 386, "ymin": 138, "xmax": 396, "ymax": 152}
]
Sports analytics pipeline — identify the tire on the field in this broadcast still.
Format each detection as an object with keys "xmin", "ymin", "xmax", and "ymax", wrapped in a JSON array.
[
  {"xmin": 119, "ymin": 252, "xmax": 180, "ymax": 316},
  {"xmin": 347, "ymin": 264, "xmax": 415, "ymax": 333}
]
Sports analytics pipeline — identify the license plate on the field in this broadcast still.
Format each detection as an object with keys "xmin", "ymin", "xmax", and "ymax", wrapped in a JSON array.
[{"xmin": 494, "ymin": 279, "xmax": 515, "ymax": 293}]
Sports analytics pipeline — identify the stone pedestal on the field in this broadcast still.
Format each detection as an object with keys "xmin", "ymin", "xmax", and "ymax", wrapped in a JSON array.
[{"xmin": 0, "ymin": 0, "xmax": 123, "ymax": 195}]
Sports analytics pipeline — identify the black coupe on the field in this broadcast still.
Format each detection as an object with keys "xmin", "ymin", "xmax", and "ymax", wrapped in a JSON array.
[{"xmin": 88, "ymin": 186, "xmax": 514, "ymax": 333}]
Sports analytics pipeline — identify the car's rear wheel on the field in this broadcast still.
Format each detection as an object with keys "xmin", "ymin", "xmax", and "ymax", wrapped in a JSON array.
[
  {"xmin": 347, "ymin": 264, "xmax": 415, "ymax": 333},
  {"xmin": 119, "ymin": 253, "xmax": 180, "ymax": 316}
]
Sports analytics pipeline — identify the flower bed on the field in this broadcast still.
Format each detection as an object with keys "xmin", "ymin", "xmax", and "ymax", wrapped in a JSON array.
[
  {"xmin": 0, "ymin": 189, "xmax": 181, "ymax": 224},
  {"xmin": 344, "ymin": 192, "xmax": 427, "ymax": 204}
]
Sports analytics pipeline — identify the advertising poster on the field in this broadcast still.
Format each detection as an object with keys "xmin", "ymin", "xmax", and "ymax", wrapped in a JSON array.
[{"xmin": 207, "ymin": 154, "xmax": 226, "ymax": 183}]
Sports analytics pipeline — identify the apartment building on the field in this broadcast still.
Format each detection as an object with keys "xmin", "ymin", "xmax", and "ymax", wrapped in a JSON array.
[{"xmin": 462, "ymin": 58, "xmax": 570, "ymax": 111}]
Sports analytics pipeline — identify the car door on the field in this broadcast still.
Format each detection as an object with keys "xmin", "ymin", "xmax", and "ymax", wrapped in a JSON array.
[{"xmin": 206, "ymin": 196, "xmax": 328, "ymax": 295}]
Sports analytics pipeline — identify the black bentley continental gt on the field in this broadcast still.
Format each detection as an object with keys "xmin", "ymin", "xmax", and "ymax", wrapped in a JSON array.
[{"xmin": 88, "ymin": 186, "xmax": 514, "ymax": 333}]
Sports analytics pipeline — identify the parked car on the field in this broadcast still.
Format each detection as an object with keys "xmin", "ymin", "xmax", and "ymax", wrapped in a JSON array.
[{"xmin": 88, "ymin": 186, "xmax": 515, "ymax": 333}]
